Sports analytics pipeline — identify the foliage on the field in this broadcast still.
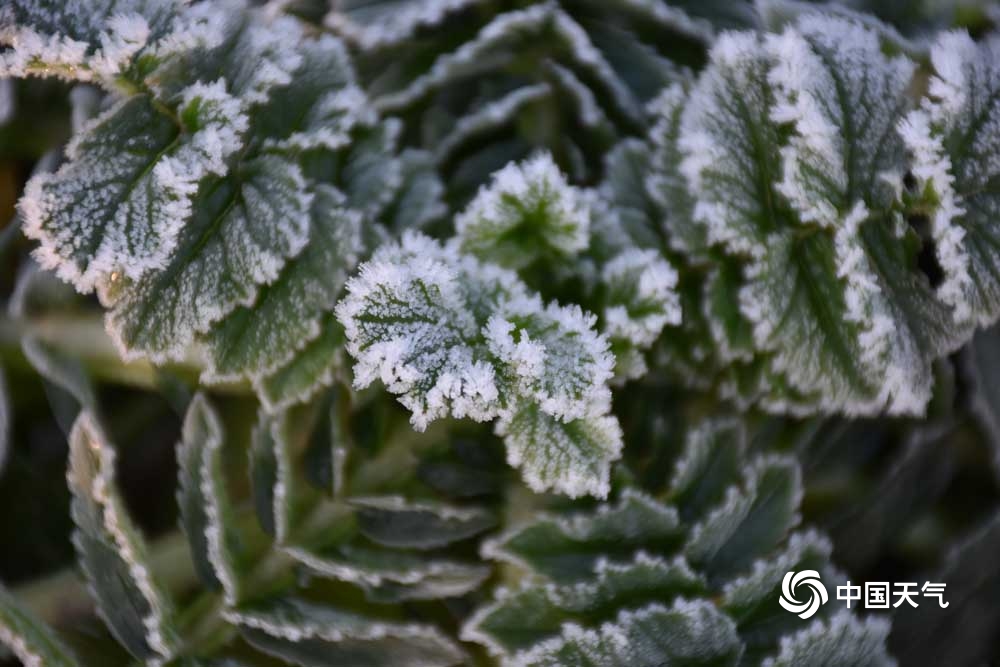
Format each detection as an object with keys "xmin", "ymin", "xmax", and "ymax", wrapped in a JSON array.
[{"xmin": 1, "ymin": 1, "xmax": 1000, "ymax": 666}]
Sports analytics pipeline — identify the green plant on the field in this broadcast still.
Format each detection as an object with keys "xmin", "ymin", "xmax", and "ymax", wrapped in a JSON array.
[{"xmin": 2, "ymin": 1, "xmax": 1000, "ymax": 665}]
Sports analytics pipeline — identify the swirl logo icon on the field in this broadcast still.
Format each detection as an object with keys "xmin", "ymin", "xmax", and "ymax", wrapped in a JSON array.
[{"xmin": 779, "ymin": 570, "xmax": 828, "ymax": 619}]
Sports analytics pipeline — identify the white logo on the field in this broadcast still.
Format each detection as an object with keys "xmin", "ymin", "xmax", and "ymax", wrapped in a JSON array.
[{"xmin": 779, "ymin": 570, "xmax": 828, "ymax": 619}]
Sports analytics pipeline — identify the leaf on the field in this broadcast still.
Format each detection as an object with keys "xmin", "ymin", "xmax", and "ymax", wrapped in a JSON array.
[
  {"xmin": 600, "ymin": 247, "xmax": 681, "ymax": 380},
  {"xmin": 337, "ymin": 231, "xmax": 623, "ymax": 498},
  {"xmin": 462, "ymin": 553, "xmax": 704, "ymax": 655},
  {"xmin": 350, "ymin": 496, "xmax": 496, "ymax": 550},
  {"xmin": 0, "ymin": 0, "xmax": 176, "ymax": 82},
  {"xmin": 721, "ymin": 530, "xmax": 838, "ymax": 660},
  {"xmin": 495, "ymin": 404, "xmax": 622, "ymax": 499},
  {"xmin": 67, "ymin": 413, "xmax": 179, "ymax": 661},
  {"xmin": 383, "ymin": 149, "xmax": 447, "ymax": 233},
  {"xmin": 326, "ymin": 0, "xmax": 480, "ymax": 49},
  {"xmin": 285, "ymin": 543, "xmax": 489, "ymax": 602},
  {"xmin": 229, "ymin": 596, "xmax": 466, "ymax": 667},
  {"xmin": 256, "ymin": 314, "xmax": 345, "ymax": 412},
  {"xmin": 455, "ymin": 153, "xmax": 590, "ymax": 270},
  {"xmin": 201, "ymin": 185, "xmax": 361, "ymax": 383},
  {"xmin": 177, "ymin": 393, "xmax": 225, "ymax": 592},
  {"xmin": 106, "ymin": 153, "xmax": 311, "ymax": 363},
  {"xmin": 483, "ymin": 490, "xmax": 684, "ymax": 583},
  {"xmin": 900, "ymin": 33, "xmax": 1000, "ymax": 328},
  {"xmin": 764, "ymin": 15, "xmax": 962, "ymax": 412},
  {"xmin": 684, "ymin": 456, "xmax": 802, "ymax": 580},
  {"xmin": 511, "ymin": 599, "xmax": 742, "ymax": 667},
  {"xmin": 668, "ymin": 418, "xmax": 745, "ymax": 521},
  {"xmin": 761, "ymin": 612, "xmax": 895, "ymax": 667},
  {"xmin": 0, "ymin": 586, "xmax": 79, "ymax": 667}
]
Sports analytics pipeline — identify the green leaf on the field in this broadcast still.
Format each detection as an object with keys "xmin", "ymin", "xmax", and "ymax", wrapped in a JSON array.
[
  {"xmin": 337, "ymin": 231, "xmax": 623, "ymax": 498},
  {"xmin": 20, "ymin": 95, "xmax": 182, "ymax": 292},
  {"xmin": 761, "ymin": 612, "xmax": 894, "ymax": 667},
  {"xmin": 510, "ymin": 599, "xmax": 742, "ymax": 667},
  {"xmin": 463, "ymin": 554, "xmax": 704, "ymax": 654},
  {"xmin": 684, "ymin": 456, "xmax": 802, "ymax": 580},
  {"xmin": 901, "ymin": 33, "xmax": 1000, "ymax": 329},
  {"xmin": 286, "ymin": 543, "xmax": 489, "ymax": 602},
  {"xmin": 455, "ymin": 153, "xmax": 590, "ymax": 271},
  {"xmin": 0, "ymin": 586, "xmax": 80, "ymax": 667},
  {"xmin": 669, "ymin": 418, "xmax": 745, "ymax": 521},
  {"xmin": 350, "ymin": 496, "xmax": 496, "ymax": 550},
  {"xmin": 177, "ymin": 393, "xmax": 225, "ymax": 592},
  {"xmin": 229, "ymin": 596, "xmax": 465, "ymax": 667},
  {"xmin": 106, "ymin": 153, "xmax": 311, "ymax": 363},
  {"xmin": 67, "ymin": 413, "xmax": 179, "ymax": 661},
  {"xmin": 202, "ymin": 185, "xmax": 361, "ymax": 384},
  {"xmin": 483, "ymin": 490, "xmax": 684, "ymax": 583},
  {"xmin": 256, "ymin": 314, "xmax": 346, "ymax": 412},
  {"xmin": 496, "ymin": 404, "xmax": 623, "ymax": 499}
]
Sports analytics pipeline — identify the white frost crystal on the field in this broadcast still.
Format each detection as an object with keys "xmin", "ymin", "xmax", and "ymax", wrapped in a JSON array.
[{"xmin": 337, "ymin": 231, "xmax": 622, "ymax": 498}]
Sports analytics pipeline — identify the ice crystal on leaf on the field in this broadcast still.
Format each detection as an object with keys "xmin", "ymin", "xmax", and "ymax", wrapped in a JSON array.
[{"xmin": 337, "ymin": 231, "xmax": 622, "ymax": 498}]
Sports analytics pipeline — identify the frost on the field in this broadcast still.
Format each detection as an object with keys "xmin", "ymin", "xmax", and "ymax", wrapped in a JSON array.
[
  {"xmin": 336, "ymin": 231, "xmax": 622, "ymax": 498},
  {"xmin": 456, "ymin": 153, "xmax": 591, "ymax": 270}
]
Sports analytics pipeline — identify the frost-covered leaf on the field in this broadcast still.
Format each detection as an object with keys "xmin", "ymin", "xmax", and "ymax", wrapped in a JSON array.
[
  {"xmin": 469, "ymin": 419, "xmax": 888, "ymax": 664},
  {"xmin": 256, "ymin": 314, "xmax": 345, "ymax": 413},
  {"xmin": 900, "ymin": 33, "xmax": 1000, "ymax": 329},
  {"xmin": 253, "ymin": 407, "xmax": 315, "ymax": 545},
  {"xmin": 508, "ymin": 599, "xmax": 742, "ymax": 667},
  {"xmin": 455, "ymin": 153, "xmax": 590, "ymax": 270},
  {"xmin": 483, "ymin": 490, "xmax": 684, "ymax": 583},
  {"xmin": 650, "ymin": 15, "xmax": 975, "ymax": 416},
  {"xmin": 463, "ymin": 553, "xmax": 704, "ymax": 654},
  {"xmin": 383, "ymin": 150, "xmax": 447, "ymax": 233},
  {"xmin": 326, "ymin": 0, "xmax": 480, "ymax": 50},
  {"xmin": 67, "ymin": 413, "xmax": 179, "ymax": 661},
  {"xmin": 337, "ymin": 231, "xmax": 622, "ymax": 498},
  {"xmin": 177, "ymin": 393, "xmax": 225, "ymax": 591},
  {"xmin": 350, "ymin": 496, "xmax": 496, "ymax": 550},
  {"xmin": 201, "ymin": 185, "xmax": 361, "ymax": 383},
  {"xmin": 0, "ymin": 0, "xmax": 178, "ymax": 83},
  {"xmin": 496, "ymin": 404, "xmax": 622, "ymax": 500},
  {"xmin": 106, "ymin": 153, "xmax": 311, "ymax": 363},
  {"xmin": 286, "ymin": 543, "xmax": 489, "ymax": 602},
  {"xmin": 684, "ymin": 456, "xmax": 802, "ymax": 580},
  {"xmin": 668, "ymin": 418, "xmax": 745, "ymax": 521},
  {"xmin": 229, "ymin": 596, "xmax": 466, "ymax": 667},
  {"xmin": 761, "ymin": 612, "xmax": 895, "ymax": 667},
  {"xmin": 0, "ymin": 586, "xmax": 79, "ymax": 667},
  {"xmin": 721, "ymin": 530, "xmax": 839, "ymax": 660},
  {"xmin": 600, "ymin": 248, "xmax": 681, "ymax": 380}
]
